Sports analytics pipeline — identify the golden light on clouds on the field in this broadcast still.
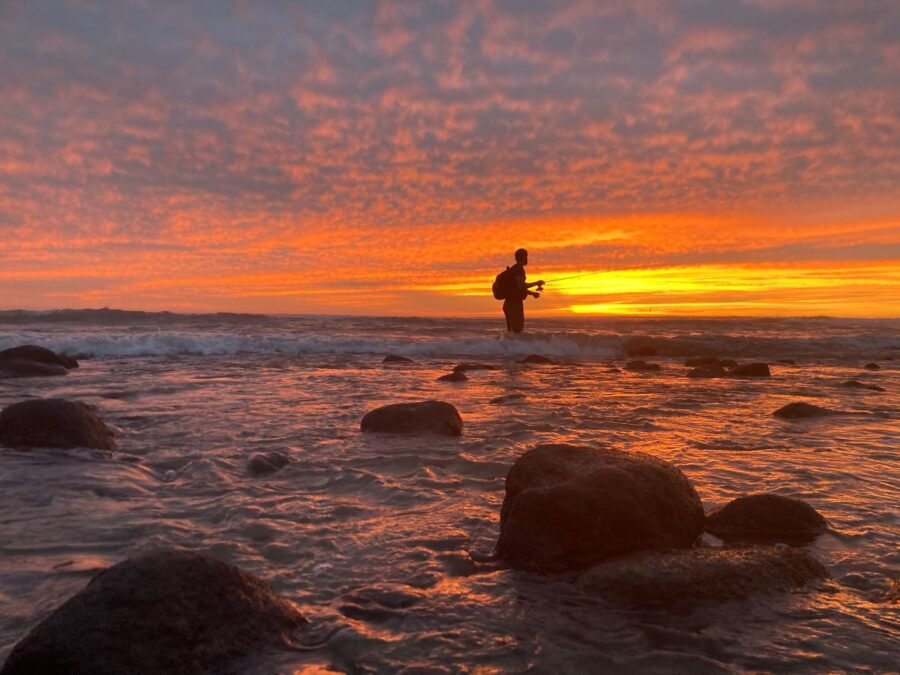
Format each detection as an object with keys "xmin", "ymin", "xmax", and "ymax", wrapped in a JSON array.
[{"xmin": 0, "ymin": 1, "xmax": 898, "ymax": 316}]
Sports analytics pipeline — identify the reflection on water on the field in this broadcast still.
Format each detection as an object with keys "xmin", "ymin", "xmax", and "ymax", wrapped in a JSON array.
[{"xmin": 0, "ymin": 318, "xmax": 898, "ymax": 671}]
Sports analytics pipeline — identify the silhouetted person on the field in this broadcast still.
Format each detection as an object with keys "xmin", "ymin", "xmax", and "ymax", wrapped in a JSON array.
[{"xmin": 503, "ymin": 248, "xmax": 543, "ymax": 333}]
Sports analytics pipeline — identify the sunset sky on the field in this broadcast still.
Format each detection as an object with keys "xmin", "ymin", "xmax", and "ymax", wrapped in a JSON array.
[{"xmin": 1, "ymin": 0, "xmax": 898, "ymax": 317}]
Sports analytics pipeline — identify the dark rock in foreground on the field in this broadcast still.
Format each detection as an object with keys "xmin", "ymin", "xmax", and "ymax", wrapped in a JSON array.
[
  {"xmin": 0, "ymin": 399, "xmax": 115, "ymax": 450},
  {"xmin": 0, "ymin": 345, "xmax": 79, "ymax": 369},
  {"xmin": 576, "ymin": 545, "xmax": 828, "ymax": 611},
  {"xmin": 497, "ymin": 444, "xmax": 704, "ymax": 572},
  {"xmin": 0, "ymin": 549, "xmax": 307, "ymax": 675},
  {"xmin": 625, "ymin": 360, "xmax": 661, "ymax": 372},
  {"xmin": 248, "ymin": 451, "xmax": 290, "ymax": 475},
  {"xmin": 361, "ymin": 400, "xmax": 463, "ymax": 436},
  {"xmin": 773, "ymin": 402, "xmax": 834, "ymax": 419},
  {"xmin": 453, "ymin": 362, "xmax": 498, "ymax": 372},
  {"xmin": 864, "ymin": 362, "xmax": 880, "ymax": 370},
  {"xmin": 842, "ymin": 380, "xmax": 884, "ymax": 392},
  {"xmin": 521, "ymin": 354, "xmax": 555, "ymax": 364},
  {"xmin": 383, "ymin": 354, "xmax": 414, "ymax": 364},
  {"xmin": 729, "ymin": 363, "xmax": 770, "ymax": 377},
  {"xmin": 705, "ymin": 493, "xmax": 827, "ymax": 543},
  {"xmin": 490, "ymin": 393, "xmax": 526, "ymax": 405},
  {"xmin": 437, "ymin": 371, "xmax": 468, "ymax": 382}
]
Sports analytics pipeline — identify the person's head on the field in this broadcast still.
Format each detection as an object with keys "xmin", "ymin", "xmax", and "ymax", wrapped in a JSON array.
[{"xmin": 514, "ymin": 248, "xmax": 528, "ymax": 265}]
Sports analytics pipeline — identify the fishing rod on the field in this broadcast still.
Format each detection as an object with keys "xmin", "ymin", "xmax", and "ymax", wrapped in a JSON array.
[{"xmin": 541, "ymin": 262, "xmax": 669, "ymax": 285}]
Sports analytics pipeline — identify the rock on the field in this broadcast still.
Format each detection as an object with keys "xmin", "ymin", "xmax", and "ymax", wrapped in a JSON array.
[
  {"xmin": 719, "ymin": 358, "xmax": 738, "ymax": 369},
  {"xmin": 729, "ymin": 363, "xmax": 770, "ymax": 377},
  {"xmin": 625, "ymin": 360, "xmax": 661, "ymax": 372},
  {"xmin": 773, "ymin": 402, "xmax": 834, "ymax": 419},
  {"xmin": 437, "ymin": 371, "xmax": 467, "ymax": 382},
  {"xmin": 248, "ymin": 451, "xmax": 290, "ymax": 475},
  {"xmin": 496, "ymin": 444, "xmax": 704, "ymax": 572},
  {"xmin": 705, "ymin": 494, "xmax": 827, "ymax": 543},
  {"xmin": 842, "ymin": 380, "xmax": 884, "ymax": 392},
  {"xmin": 0, "ymin": 345, "xmax": 79, "ymax": 369},
  {"xmin": 576, "ymin": 545, "xmax": 828, "ymax": 611},
  {"xmin": 606, "ymin": 367, "xmax": 621, "ymax": 373},
  {"xmin": 0, "ymin": 549, "xmax": 307, "ymax": 675},
  {"xmin": 453, "ymin": 363, "xmax": 498, "ymax": 372},
  {"xmin": 864, "ymin": 362, "xmax": 880, "ymax": 370},
  {"xmin": 0, "ymin": 399, "xmax": 115, "ymax": 450},
  {"xmin": 361, "ymin": 400, "xmax": 463, "ymax": 436},
  {"xmin": 490, "ymin": 393, "xmax": 526, "ymax": 405},
  {"xmin": 687, "ymin": 365, "xmax": 726, "ymax": 378},
  {"xmin": 383, "ymin": 354, "xmax": 414, "ymax": 364},
  {"xmin": 627, "ymin": 345, "xmax": 658, "ymax": 357},
  {"xmin": 684, "ymin": 356, "xmax": 722, "ymax": 367},
  {"xmin": 0, "ymin": 359, "xmax": 69, "ymax": 378},
  {"xmin": 521, "ymin": 354, "xmax": 555, "ymax": 364}
]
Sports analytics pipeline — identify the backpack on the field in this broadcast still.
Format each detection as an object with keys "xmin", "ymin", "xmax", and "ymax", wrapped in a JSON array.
[{"xmin": 492, "ymin": 267, "xmax": 516, "ymax": 300}]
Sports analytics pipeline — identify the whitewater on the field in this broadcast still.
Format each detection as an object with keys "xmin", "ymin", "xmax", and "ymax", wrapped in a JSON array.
[{"xmin": 0, "ymin": 310, "xmax": 898, "ymax": 672}]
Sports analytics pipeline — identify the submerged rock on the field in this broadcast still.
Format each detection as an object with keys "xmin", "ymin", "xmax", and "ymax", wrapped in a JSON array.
[
  {"xmin": 842, "ymin": 380, "xmax": 884, "ymax": 392},
  {"xmin": 248, "ymin": 451, "xmax": 290, "ymax": 475},
  {"xmin": 729, "ymin": 363, "xmax": 771, "ymax": 377},
  {"xmin": 864, "ymin": 362, "xmax": 880, "ymax": 371},
  {"xmin": 361, "ymin": 400, "xmax": 463, "ymax": 436},
  {"xmin": 437, "ymin": 371, "xmax": 468, "ymax": 382},
  {"xmin": 496, "ymin": 444, "xmax": 704, "ymax": 572},
  {"xmin": 0, "ymin": 399, "xmax": 115, "ymax": 450},
  {"xmin": 0, "ymin": 345, "xmax": 79, "ymax": 370},
  {"xmin": 521, "ymin": 354, "xmax": 555, "ymax": 365},
  {"xmin": 576, "ymin": 545, "xmax": 828, "ymax": 611},
  {"xmin": 453, "ymin": 362, "xmax": 498, "ymax": 372},
  {"xmin": 705, "ymin": 494, "xmax": 828, "ymax": 543},
  {"xmin": 383, "ymin": 354, "xmax": 414, "ymax": 364},
  {"xmin": 625, "ymin": 360, "xmax": 661, "ymax": 372},
  {"xmin": 773, "ymin": 402, "xmax": 834, "ymax": 419},
  {"xmin": 0, "ymin": 549, "xmax": 307, "ymax": 675},
  {"xmin": 490, "ymin": 393, "xmax": 526, "ymax": 405}
]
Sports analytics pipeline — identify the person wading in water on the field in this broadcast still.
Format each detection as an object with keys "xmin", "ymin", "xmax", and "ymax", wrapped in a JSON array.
[{"xmin": 502, "ymin": 248, "xmax": 543, "ymax": 333}]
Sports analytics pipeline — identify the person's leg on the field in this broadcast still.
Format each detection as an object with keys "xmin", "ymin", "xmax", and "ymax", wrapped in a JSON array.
[
  {"xmin": 503, "ymin": 302, "xmax": 513, "ymax": 332},
  {"xmin": 509, "ymin": 302, "xmax": 525, "ymax": 333}
]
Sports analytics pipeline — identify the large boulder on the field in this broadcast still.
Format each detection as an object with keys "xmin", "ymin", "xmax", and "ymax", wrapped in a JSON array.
[
  {"xmin": 0, "ymin": 345, "xmax": 79, "ymax": 369},
  {"xmin": 0, "ymin": 399, "xmax": 115, "ymax": 450},
  {"xmin": 705, "ymin": 494, "xmax": 828, "ymax": 543},
  {"xmin": 437, "ymin": 371, "xmax": 467, "ymax": 382},
  {"xmin": 496, "ymin": 444, "xmax": 704, "ymax": 572},
  {"xmin": 687, "ymin": 365, "xmax": 726, "ymax": 378},
  {"xmin": 773, "ymin": 402, "xmax": 834, "ymax": 419},
  {"xmin": 576, "ymin": 545, "xmax": 828, "ymax": 611},
  {"xmin": 360, "ymin": 400, "xmax": 463, "ymax": 436},
  {"xmin": 729, "ymin": 363, "xmax": 770, "ymax": 377},
  {"xmin": 0, "ymin": 549, "xmax": 307, "ymax": 675}
]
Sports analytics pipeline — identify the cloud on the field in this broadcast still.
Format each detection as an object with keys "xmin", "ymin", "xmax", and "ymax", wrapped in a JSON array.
[{"xmin": 0, "ymin": 0, "xmax": 897, "ymax": 314}]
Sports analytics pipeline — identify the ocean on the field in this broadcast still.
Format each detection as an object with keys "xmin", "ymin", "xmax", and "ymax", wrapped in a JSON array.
[{"xmin": 0, "ymin": 310, "xmax": 897, "ymax": 672}]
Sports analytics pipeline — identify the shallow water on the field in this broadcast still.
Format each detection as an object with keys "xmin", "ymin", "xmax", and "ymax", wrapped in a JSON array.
[{"xmin": 1, "ymin": 313, "xmax": 898, "ymax": 672}]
